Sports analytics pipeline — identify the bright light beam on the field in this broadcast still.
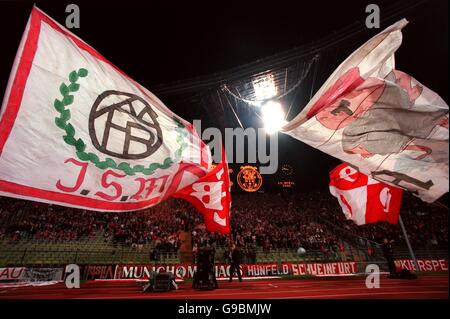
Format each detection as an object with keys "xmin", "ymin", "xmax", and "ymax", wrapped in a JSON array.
[
  {"xmin": 261, "ymin": 100, "xmax": 287, "ymax": 134},
  {"xmin": 253, "ymin": 74, "xmax": 277, "ymax": 101}
]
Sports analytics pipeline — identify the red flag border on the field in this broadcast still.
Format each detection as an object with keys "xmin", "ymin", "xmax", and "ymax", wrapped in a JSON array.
[{"xmin": 0, "ymin": 7, "xmax": 209, "ymax": 211}]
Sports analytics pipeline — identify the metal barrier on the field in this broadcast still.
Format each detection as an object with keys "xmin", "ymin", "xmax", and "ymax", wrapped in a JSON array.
[
  {"xmin": 0, "ymin": 248, "xmax": 180, "ymax": 267},
  {"xmin": 0, "ymin": 245, "xmax": 447, "ymax": 267}
]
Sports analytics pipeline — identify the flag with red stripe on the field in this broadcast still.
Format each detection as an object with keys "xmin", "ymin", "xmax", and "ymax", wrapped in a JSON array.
[
  {"xmin": 0, "ymin": 7, "xmax": 212, "ymax": 211},
  {"xmin": 283, "ymin": 19, "xmax": 448, "ymax": 203}
]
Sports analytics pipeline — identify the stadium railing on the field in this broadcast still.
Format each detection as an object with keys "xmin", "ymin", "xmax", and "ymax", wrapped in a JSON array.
[
  {"xmin": 1, "ymin": 231, "xmax": 448, "ymax": 267},
  {"xmin": 1, "ymin": 237, "xmax": 447, "ymax": 267}
]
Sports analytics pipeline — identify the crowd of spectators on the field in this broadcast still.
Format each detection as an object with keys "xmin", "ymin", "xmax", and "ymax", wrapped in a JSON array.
[
  {"xmin": 0, "ymin": 190, "xmax": 447, "ymax": 257},
  {"xmin": 311, "ymin": 191, "xmax": 449, "ymax": 249},
  {"xmin": 227, "ymin": 194, "xmax": 341, "ymax": 253},
  {"xmin": 0, "ymin": 198, "xmax": 190, "ymax": 253}
]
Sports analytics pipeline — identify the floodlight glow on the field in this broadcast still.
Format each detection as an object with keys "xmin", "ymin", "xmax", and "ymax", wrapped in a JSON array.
[
  {"xmin": 253, "ymin": 74, "xmax": 277, "ymax": 101},
  {"xmin": 261, "ymin": 100, "xmax": 287, "ymax": 134}
]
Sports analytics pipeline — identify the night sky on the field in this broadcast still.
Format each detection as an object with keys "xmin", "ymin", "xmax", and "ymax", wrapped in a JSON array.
[{"xmin": 0, "ymin": 0, "xmax": 448, "ymax": 193}]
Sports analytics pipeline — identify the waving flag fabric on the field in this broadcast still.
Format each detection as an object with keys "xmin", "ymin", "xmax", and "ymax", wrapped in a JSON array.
[
  {"xmin": 173, "ymin": 155, "xmax": 232, "ymax": 234},
  {"xmin": 0, "ymin": 7, "xmax": 212, "ymax": 211},
  {"xmin": 282, "ymin": 19, "xmax": 448, "ymax": 203},
  {"xmin": 329, "ymin": 163, "xmax": 403, "ymax": 225}
]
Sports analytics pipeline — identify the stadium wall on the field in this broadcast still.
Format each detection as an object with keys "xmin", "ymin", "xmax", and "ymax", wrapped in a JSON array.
[
  {"xmin": 77, "ymin": 259, "xmax": 448, "ymax": 281},
  {"xmin": 1, "ymin": 259, "xmax": 447, "ymax": 284}
]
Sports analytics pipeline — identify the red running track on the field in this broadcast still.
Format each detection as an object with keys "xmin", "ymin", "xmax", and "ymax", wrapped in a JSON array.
[{"xmin": 0, "ymin": 275, "xmax": 448, "ymax": 299}]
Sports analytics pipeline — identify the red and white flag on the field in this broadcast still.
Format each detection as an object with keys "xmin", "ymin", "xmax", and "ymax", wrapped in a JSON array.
[
  {"xmin": 173, "ymin": 155, "xmax": 232, "ymax": 234},
  {"xmin": 0, "ymin": 7, "xmax": 212, "ymax": 211},
  {"xmin": 283, "ymin": 19, "xmax": 448, "ymax": 203},
  {"xmin": 329, "ymin": 163, "xmax": 403, "ymax": 225}
]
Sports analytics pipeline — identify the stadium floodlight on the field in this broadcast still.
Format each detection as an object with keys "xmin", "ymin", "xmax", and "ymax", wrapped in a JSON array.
[
  {"xmin": 261, "ymin": 100, "xmax": 287, "ymax": 134},
  {"xmin": 252, "ymin": 73, "xmax": 277, "ymax": 102}
]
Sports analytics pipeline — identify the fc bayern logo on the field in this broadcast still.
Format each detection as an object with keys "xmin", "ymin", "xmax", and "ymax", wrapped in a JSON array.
[{"xmin": 237, "ymin": 165, "xmax": 262, "ymax": 192}]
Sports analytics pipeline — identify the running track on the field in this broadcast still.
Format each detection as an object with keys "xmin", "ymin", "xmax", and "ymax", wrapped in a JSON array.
[{"xmin": 0, "ymin": 275, "xmax": 448, "ymax": 299}]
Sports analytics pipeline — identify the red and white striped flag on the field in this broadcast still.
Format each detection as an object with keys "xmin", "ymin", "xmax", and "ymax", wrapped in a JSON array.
[{"xmin": 329, "ymin": 163, "xmax": 403, "ymax": 225}]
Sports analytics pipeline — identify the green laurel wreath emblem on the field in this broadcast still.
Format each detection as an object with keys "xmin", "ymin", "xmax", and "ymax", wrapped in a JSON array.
[{"xmin": 53, "ymin": 68, "xmax": 188, "ymax": 176}]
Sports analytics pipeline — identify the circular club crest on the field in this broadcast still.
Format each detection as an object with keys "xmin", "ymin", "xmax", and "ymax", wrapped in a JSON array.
[
  {"xmin": 89, "ymin": 90, "xmax": 163, "ymax": 160},
  {"xmin": 237, "ymin": 165, "xmax": 262, "ymax": 192},
  {"xmin": 281, "ymin": 164, "xmax": 293, "ymax": 176},
  {"xmin": 53, "ymin": 69, "xmax": 187, "ymax": 176}
]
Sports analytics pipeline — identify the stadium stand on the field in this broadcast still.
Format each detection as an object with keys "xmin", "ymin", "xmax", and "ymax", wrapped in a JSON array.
[{"xmin": 0, "ymin": 192, "xmax": 448, "ymax": 267}]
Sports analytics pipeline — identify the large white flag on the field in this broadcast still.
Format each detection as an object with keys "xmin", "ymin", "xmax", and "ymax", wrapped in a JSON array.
[
  {"xmin": 0, "ymin": 7, "xmax": 211, "ymax": 211},
  {"xmin": 282, "ymin": 19, "xmax": 448, "ymax": 202}
]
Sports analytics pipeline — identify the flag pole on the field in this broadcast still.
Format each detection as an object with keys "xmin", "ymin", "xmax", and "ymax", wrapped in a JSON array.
[{"xmin": 398, "ymin": 215, "xmax": 420, "ymax": 273}]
